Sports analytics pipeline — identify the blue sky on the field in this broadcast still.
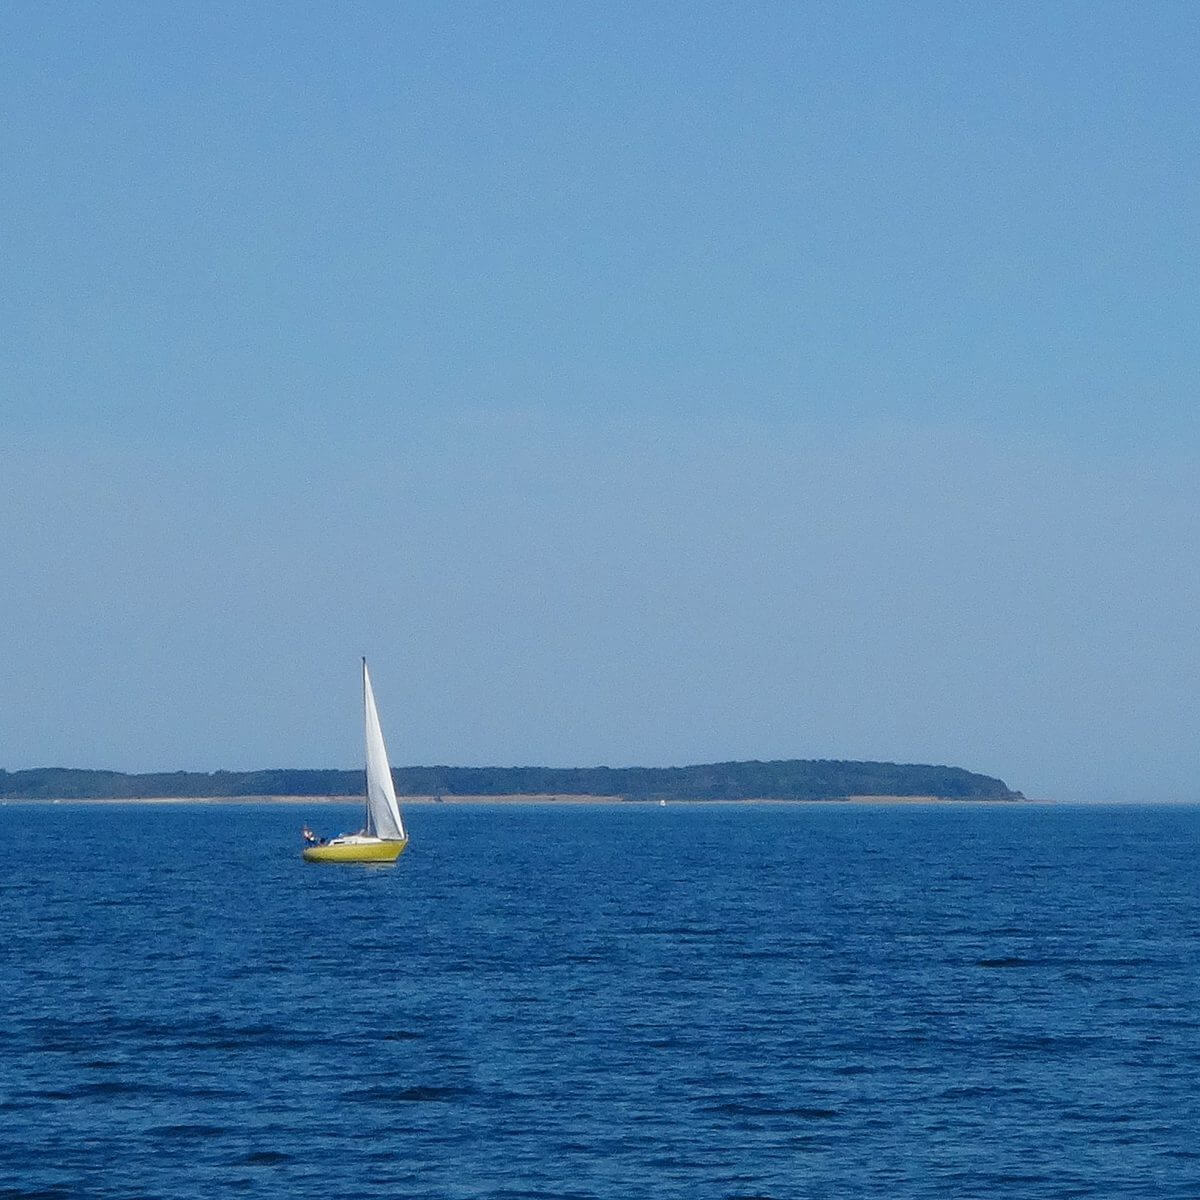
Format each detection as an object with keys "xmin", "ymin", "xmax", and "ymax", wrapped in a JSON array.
[{"xmin": 3, "ymin": 4, "xmax": 1198, "ymax": 800}]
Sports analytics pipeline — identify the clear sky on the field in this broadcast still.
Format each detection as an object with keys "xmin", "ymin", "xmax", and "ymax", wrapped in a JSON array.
[{"xmin": 3, "ymin": 3, "xmax": 1198, "ymax": 800}]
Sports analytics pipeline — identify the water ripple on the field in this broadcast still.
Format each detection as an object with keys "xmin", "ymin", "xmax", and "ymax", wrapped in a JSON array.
[{"xmin": 2, "ymin": 801, "xmax": 1200, "ymax": 1198}]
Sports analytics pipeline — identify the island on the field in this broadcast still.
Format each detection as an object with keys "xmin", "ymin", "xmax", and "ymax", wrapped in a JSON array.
[{"xmin": 0, "ymin": 760, "xmax": 1022, "ymax": 801}]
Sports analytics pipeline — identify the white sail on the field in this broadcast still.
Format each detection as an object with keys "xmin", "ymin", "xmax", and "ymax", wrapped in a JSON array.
[{"xmin": 362, "ymin": 659, "xmax": 406, "ymax": 841}]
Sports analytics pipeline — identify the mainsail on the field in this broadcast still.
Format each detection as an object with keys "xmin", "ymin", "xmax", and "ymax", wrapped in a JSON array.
[{"xmin": 362, "ymin": 658, "xmax": 406, "ymax": 841}]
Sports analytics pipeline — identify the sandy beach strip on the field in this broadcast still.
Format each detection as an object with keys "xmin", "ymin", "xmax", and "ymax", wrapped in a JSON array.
[{"xmin": 1, "ymin": 793, "xmax": 625, "ymax": 806}]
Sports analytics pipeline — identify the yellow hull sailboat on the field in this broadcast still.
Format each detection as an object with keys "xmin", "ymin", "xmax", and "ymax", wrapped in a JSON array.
[
  {"xmin": 302, "ymin": 834, "xmax": 406, "ymax": 863},
  {"xmin": 302, "ymin": 659, "xmax": 409, "ymax": 864}
]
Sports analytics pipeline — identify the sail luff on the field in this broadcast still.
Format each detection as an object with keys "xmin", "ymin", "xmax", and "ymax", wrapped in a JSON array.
[
  {"xmin": 362, "ymin": 659, "xmax": 406, "ymax": 841},
  {"xmin": 362, "ymin": 658, "xmax": 371, "ymax": 835}
]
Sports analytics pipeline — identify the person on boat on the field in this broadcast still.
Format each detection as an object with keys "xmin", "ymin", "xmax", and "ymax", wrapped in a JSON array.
[{"xmin": 302, "ymin": 825, "xmax": 319, "ymax": 846}]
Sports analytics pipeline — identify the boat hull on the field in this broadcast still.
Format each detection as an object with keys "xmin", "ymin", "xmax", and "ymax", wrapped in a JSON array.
[{"xmin": 302, "ymin": 838, "xmax": 408, "ymax": 863}]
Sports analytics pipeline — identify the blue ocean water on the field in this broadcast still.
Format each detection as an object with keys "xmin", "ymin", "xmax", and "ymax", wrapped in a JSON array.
[{"xmin": 1, "ymin": 801, "xmax": 1198, "ymax": 1199}]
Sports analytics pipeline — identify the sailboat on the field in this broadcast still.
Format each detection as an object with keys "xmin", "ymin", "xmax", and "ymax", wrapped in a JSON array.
[{"xmin": 302, "ymin": 659, "xmax": 409, "ymax": 863}]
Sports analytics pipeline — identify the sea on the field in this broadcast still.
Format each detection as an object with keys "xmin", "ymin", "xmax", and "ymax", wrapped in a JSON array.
[{"xmin": 2, "ymin": 800, "xmax": 1198, "ymax": 1199}]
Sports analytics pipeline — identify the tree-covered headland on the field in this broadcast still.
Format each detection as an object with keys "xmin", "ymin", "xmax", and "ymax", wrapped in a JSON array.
[{"xmin": 0, "ymin": 760, "xmax": 1021, "ymax": 801}]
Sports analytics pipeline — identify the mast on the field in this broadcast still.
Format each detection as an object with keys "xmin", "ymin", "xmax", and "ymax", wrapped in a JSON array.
[{"xmin": 362, "ymin": 656, "xmax": 371, "ymax": 834}]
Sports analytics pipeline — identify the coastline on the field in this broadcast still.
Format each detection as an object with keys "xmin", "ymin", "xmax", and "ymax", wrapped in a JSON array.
[{"xmin": 1, "ymin": 792, "xmax": 1028, "ymax": 806}]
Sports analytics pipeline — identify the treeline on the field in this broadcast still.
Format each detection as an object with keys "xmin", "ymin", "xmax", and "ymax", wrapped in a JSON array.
[{"xmin": 0, "ymin": 760, "xmax": 1020, "ymax": 801}]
